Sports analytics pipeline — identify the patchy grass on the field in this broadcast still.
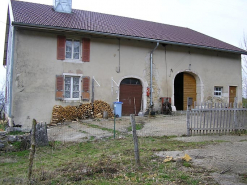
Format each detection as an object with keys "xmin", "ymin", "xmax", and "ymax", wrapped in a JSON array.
[
  {"xmin": 182, "ymin": 161, "xmax": 192, "ymax": 167},
  {"xmin": 127, "ymin": 123, "xmax": 144, "ymax": 132},
  {"xmin": 0, "ymin": 121, "xmax": 8, "ymax": 131},
  {"xmin": 6, "ymin": 131, "xmax": 26, "ymax": 135},
  {"xmin": 0, "ymin": 136, "xmax": 219, "ymax": 184},
  {"xmin": 240, "ymin": 173, "xmax": 247, "ymax": 183},
  {"xmin": 79, "ymin": 130, "xmax": 88, "ymax": 134},
  {"xmin": 229, "ymin": 130, "xmax": 247, "ymax": 136},
  {"xmin": 80, "ymin": 122, "xmax": 121, "ymax": 135}
]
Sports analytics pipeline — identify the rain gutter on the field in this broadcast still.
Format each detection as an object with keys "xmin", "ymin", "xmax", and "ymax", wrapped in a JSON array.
[{"xmin": 12, "ymin": 22, "xmax": 247, "ymax": 55}]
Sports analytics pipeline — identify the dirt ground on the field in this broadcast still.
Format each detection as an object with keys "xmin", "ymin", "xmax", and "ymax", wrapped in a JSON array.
[
  {"xmin": 47, "ymin": 114, "xmax": 188, "ymax": 141},
  {"xmin": 47, "ymin": 114, "xmax": 247, "ymax": 185}
]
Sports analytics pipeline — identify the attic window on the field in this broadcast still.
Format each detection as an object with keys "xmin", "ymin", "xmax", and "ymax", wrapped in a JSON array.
[{"xmin": 66, "ymin": 39, "xmax": 80, "ymax": 59}]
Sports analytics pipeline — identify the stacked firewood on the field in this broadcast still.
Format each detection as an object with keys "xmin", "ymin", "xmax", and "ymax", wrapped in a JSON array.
[
  {"xmin": 51, "ymin": 105, "xmax": 65, "ymax": 124},
  {"xmin": 63, "ymin": 106, "xmax": 78, "ymax": 121},
  {"xmin": 51, "ymin": 100, "xmax": 114, "ymax": 124},
  {"xmin": 93, "ymin": 100, "xmax": 114, "ymax": 118},
  {"xmin": 77, "ymin": 103, "xmax": 93, "ymax": 119}
]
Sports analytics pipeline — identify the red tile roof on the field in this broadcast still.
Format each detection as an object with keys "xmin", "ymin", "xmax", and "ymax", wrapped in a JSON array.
[{"xmin": 11, "ymin": 0, "xmax": 247, "ymax": 54}]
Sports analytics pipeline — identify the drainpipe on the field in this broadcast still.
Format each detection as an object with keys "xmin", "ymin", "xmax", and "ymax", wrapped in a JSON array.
[{"xmin": 150, "ymin": 42, "xmax": 159, "ymax": 109}]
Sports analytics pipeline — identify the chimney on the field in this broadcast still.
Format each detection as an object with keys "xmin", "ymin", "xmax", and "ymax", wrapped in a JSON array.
[{"xmin": 54, "ymin": 0, "xmax": 72, "ymax": 13}]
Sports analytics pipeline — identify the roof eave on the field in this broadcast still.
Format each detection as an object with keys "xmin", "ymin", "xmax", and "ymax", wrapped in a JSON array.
[{"xmin": 12, "ymin": 22, "xmax": 247, "ymax": 55}]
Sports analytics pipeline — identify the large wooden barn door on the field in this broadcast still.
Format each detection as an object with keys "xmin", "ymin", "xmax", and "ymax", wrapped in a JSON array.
[
  {"xmin": 183, "ymin": 73, "xmax": 196, "ymax": 110},
  {"xmin": 175, "ymin": 72, "xmax": 196, "ymax": 110},
  {"xmin": 119, "ymin": 78, "xmax": 142, "ymax": 116},
  {"xmin": 229, "ymin": 86, "xmax": 237, "ymax": 105}
]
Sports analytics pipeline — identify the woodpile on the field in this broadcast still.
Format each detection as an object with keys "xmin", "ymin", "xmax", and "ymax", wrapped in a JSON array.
[
  {"xmin": 77, "ymin": 103, "xmax": 93, "ymax": 119},
  {"xmin": 93, "ymin": 100, "xmax": 114, "ymax": 118},
  {"xmin": 64, "ymin": 106, "xmax": 78, "ymax": 121},
  {"xmin": 51, "ymin": 100, "xmax": 114, "ymax": 124},
  {"xmin": 51, "ymin": 105, "xmax": 65, "ymax": 124}
]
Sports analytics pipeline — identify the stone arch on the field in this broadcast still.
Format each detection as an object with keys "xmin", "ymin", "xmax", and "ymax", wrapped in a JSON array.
[{"xmin": 173, "ymin": 70, "xmax": 203, "ymax": 110}]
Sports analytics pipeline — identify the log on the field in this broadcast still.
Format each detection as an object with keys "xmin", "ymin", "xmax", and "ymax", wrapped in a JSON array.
[{"xmin": 28, "ymin": 119, "xmax": 37, "ymax": 183}]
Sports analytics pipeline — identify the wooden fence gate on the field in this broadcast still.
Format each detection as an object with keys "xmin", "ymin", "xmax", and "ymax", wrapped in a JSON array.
[{"xmin": 187, "ymin": 102, "xmax": 247, "ymax": 135}]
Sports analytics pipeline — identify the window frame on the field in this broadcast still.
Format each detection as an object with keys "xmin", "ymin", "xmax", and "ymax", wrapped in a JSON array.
[
  {"xmin": 63, "ymin": 73, "xmax": 83, "ymax": 101},
  {"xmin": 214, "ymin": 86, "xmax": 223, "ymax": 97},
  {"xmin": 65, "ymin": 39, "xmax": 81, "ymax": 61}
]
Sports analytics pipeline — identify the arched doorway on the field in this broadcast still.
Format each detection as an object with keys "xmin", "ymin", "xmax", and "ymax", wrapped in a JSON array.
[
  {"xmin": 119, "ymin": 78, "xmax": 142, "ymax": 116},
  {"xmin": 174, "ymin": 72, "xmax": 196, "ymax": 110}
]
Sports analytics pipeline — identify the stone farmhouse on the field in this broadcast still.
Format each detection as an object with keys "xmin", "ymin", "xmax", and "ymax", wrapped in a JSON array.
[{"xmin": 3, "ymin": 0, "xmax": 247, "ymax": 129}]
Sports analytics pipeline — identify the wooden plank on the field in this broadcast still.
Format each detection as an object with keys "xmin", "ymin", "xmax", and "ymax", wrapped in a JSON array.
[
  {"xmin": 229, "ymin": 86, "xmax": 236, "ymax": 105},
  {"xmin": 209, "ymin": 103, "xmax": 212, "ymax": 133},
  {"xmin": 222, "ymin": 104, "xmax": 226, "ymax": 133},
  {"xmin": 226, "ymin": 107, "xmax": 229, "ymax": 132},
  {"xmin": 183, "ymin": 73, "xmax": 196, "ymax": 110},
  {"xmin": 187, "ymin": 110, "xmax": 191, "ymax": 136}
]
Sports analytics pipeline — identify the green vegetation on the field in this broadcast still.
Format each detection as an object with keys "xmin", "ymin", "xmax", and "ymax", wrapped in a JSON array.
[
  {"xmin": 0, "ymin": 121, "xmax": 7, "ymax": 131},
  {"xmin": 242, "ymin": 97, "xmax": 247, "ymax": 106},
  {"xmin": 240, "ymin": 173, "xmax": 247, "ymax": 183},
  {"xmin": 7, "ymin": 131, "xmax": 26, "ymax": 135},
  {"xmin": 80, "ymin": 122, "xmax": 121, "ymax": 135},
  {"xmin": 182, "ymin": 161, "xmax": 192, "ymax": 167},
  {"xmin": 127, "ymin": 123, "xmax": 144, "ymax": 132},
  {"xmin": 0, "ymin": 136, "xmax": 219, "ymax": 184}
]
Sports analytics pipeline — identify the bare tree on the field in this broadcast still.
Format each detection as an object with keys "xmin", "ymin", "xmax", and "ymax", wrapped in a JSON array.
[
  {"xmin": 0, "ymin": 82, "xmax": 5, "ymax": 120},
  {"xmin": 242, "ymin": 35, "xmax": 247, "ymax": 99}
]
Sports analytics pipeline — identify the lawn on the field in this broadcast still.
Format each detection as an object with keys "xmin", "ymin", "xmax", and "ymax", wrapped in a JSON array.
[{"xmin": 0, "ymin": 135, "xmax": 218, "ymax": 185}]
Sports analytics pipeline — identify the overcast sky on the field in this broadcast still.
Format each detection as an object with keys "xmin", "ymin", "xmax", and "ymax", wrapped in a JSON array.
[{"xmin": 0, "ymin": 0, "xmax": 247, "ymax": 90}]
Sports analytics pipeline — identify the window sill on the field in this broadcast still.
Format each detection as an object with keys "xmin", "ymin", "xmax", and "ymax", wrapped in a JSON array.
[
  {"xmin": 63, "ymin": 59, "xmax": 84, "ymax": 63},
  {"xmin": 64, "ymin": 99, "xmax": 81, "ymax": 103},
  {"xmin": 214, "ymin": 95, "xmax": 222, "ymax": 98}
]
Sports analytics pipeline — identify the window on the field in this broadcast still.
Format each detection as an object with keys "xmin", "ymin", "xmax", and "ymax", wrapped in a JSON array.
[
  {"xmin": 120, "ymin": 78, "xmax": 141, "ymax": 85},
  {"xmin": 57, "ymin": 36, "xmax": 90, "ymax": 62},
  {"xmin": 214, "ymin": 86, "xmax": 222, "ymax": 97},
  {"xmin": 65, "ymin": 39, "xmax": 80, "ymax": 59},
  {"xmin": 64, "ymin": 76, "xmax": 80, "ymax": 99},
  {"xmin": 55, "ymin": 75, "xmax": 90, "ymax": 101}
]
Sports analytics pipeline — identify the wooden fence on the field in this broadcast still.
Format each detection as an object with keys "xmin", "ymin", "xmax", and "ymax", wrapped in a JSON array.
[{"xmin": 187, "ymin": 102, "xmax": 247, "ymax": 135}]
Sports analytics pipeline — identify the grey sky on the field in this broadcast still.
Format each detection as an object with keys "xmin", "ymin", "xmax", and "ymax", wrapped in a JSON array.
[{"xmin": 0, "ymin": 0, "xmax": 247, "ymax": 90}]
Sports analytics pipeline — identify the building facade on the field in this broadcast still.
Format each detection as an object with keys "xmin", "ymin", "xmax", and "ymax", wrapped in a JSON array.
[{"xmin": 3, "ymin": 1, "xmax": 246, "ymax": 129}]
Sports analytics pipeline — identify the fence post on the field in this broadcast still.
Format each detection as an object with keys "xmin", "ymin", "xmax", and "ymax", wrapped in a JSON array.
[
  {"xmin": 28, "ymin": 119, "xmax": 37, "ymax": 183},
  {"xmin": 187, "ymin": 98, "xmax": 192, "ymax": 136},
  {"xmin": 187, "ymin": 110, "xmax": 191, "ymax": 136},
  {"xmin": 130, "ymin": 114, "xmax": 140, "ymax": 167}
]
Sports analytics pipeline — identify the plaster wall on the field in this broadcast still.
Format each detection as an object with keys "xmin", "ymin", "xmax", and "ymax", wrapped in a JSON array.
[{"xmin": 11, "ymin": 29, "xmax": 242, "ymax": 129}]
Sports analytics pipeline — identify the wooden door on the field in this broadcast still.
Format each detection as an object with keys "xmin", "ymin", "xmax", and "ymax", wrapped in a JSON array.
[
  {"xmin": 183, "ymin": 73, "xmax": 196, "ymax": 110},
  {"xmin": 229, "ymin": 86, "xmax": 237, "ymax": 105},
  {"xmin": 119, "ymin": 84, "xmax": 142, "ymax": 116}
]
